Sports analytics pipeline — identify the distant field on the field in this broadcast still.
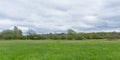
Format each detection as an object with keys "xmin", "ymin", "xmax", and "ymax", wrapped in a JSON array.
[{"xmin": 0, "ymin": 40, "xmax": 120, "ymax": 60}]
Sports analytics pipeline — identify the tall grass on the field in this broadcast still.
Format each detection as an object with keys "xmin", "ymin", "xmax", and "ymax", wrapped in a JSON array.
[{"xmin": 0, "ymin": 40, "xmax": 120, "ymax": 60}]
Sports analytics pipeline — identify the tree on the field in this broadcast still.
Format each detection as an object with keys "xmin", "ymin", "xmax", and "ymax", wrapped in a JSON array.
[
  {"xmin": 0, "ymin": 32, "xmax": 2, "ymax": 39},
  {"xmin": 27, "ymin": 29, "xmax": 37, "ymax": 39},
  {"xmin": 27, "ymin": 29, "xmax": 36, "ymax": 36},
  {"xmin": 13, "ymin": 26, "xmax": 23, "ymax": 38},
  {"xmin": 1, "ymin": 30, "xmax": 14, "ymax": 39},
  {"xmin": 67, "ymin": 29, "xmax": 76, "ymax": 35},
  {"xmin": 67, "ymin": 29, "xmax": 77, "ymax": 40},
  {"xmin": 1, "ymin": 26, "xmax": 23, "ymax": 39}
]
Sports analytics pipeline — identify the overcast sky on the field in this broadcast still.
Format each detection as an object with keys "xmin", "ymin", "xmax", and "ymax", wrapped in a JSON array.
[{"xmin": 0, "ymin": 0, "xmax": 120, "ymax": 33}]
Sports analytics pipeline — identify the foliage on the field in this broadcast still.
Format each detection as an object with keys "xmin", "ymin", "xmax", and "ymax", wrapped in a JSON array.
[
  {"xmin": 0, "ymin": 27, "xmax": 120, "ymax": 40},
  {"xmin": 1, "ymin": 26, "xmax": 23, "ymax": 39},
  {"xmin": 13, "ymin": 26, "xmax": 23, "ymax": 39}
]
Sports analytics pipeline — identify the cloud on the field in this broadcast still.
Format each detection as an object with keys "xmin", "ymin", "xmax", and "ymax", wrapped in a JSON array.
[{"xmin": 0, "ymin": 0, "xmax": 120, "ymax": 33}]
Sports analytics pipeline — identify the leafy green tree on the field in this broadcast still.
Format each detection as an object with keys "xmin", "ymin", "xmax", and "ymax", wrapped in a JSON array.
[
  {"xmin": 13, "ymin": 26, "xmax": 23, "ymax": 39},
  {"xmin": 1, "ymin": 26, "xmax": 23, "ymax": 39},
  {"xmin": 0, "ymin": 32, "xmax": 3, "ymax": 39},
  {"xmin": 67, "ymin": 29, "xmax": 77, "ymax": 40},
  {"xmin": 67, "ymin": 29, "xmax": 76, "ymax": 35},
  {"xmin": 1, "ymin": 30, "xmax": 14, "ymax": 39}
]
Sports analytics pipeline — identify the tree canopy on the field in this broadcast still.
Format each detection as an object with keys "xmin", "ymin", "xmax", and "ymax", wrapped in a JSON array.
[{"xmin": 0, "ymin": 26, "xmax": 120, "ymax": 40}]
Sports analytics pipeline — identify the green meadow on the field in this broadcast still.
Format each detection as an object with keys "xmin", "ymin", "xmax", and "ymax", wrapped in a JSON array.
[{"xmin": 0, "ymin": 40, "xmax": 120, "ymax": 60}]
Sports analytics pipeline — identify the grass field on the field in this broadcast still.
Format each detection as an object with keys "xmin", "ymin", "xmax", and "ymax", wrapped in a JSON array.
[{"xmin": 0, "ymin": 40, "xmax": 120, "ymax": 60}]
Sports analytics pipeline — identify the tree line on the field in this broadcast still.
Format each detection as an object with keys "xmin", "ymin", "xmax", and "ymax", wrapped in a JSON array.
[{"xmin": 0, "ymin": 26, "xmax": 120, "ymax": 40}]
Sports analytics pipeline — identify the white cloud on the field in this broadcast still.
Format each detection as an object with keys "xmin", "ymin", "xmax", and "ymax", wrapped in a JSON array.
[
  {"xmin": 0, "ymin": 19, "xmax": 16, "ymax": 25},
  {"xmin": 0, "ymin": 0, "xmax": 120, "ymax": 33}
]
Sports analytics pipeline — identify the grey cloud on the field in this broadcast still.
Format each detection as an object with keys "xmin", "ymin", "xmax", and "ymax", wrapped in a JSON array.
[{"xmin": 0, "ymin": 0, "xmax": 120, "ymax": 33}]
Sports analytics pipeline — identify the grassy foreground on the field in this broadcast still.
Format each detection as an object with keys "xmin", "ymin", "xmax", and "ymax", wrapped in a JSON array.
[{"xmin": 0, "ymin": 40, "xmax": 120, "ymax": 60}]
